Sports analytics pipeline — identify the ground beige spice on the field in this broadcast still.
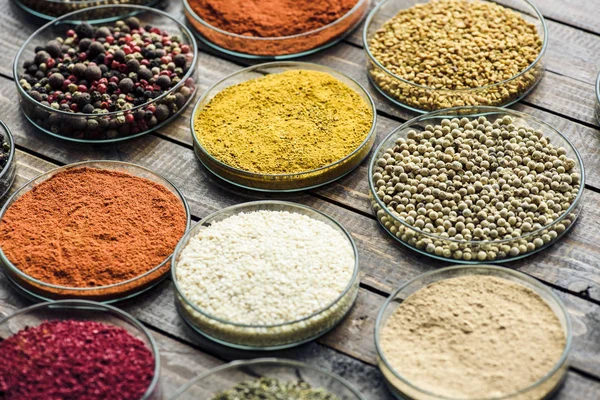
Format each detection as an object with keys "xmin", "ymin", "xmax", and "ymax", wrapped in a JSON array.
[
  {"xmin": 195, "ymin": 70, "xmax": 373, "ymax": 174},
  {"xmin": 380, "ymin": 275, "xmax": 566, "ymax": 399}
]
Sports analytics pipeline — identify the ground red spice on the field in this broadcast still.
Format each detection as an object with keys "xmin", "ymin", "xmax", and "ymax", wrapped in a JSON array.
[
  {"xmin": 0, "ymin": 320, "xmax": 155, "ymax": 399},
  {"xmin": 186, "ymin": 0, "xmax": 367, "ymax": 56},
  {"xmin": 0, "ymin": 167, "xmax": 187, "ymax": 289}
]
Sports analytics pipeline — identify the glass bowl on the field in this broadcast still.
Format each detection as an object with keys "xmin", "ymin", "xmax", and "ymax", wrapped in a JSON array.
[
  {"xmin": 170, "ymin": 358, "xmax": 365, "ymax": 400},
  {"xmin": 0, "ymin": 160, "xmax": 191, "ymax": 303},
  {"xmin": 375, "ymin": 265, "xmax": 572, "ymax": 400},
  {"xmin": 172, "ymin": 201, "xmax": 360, "ymax": 350},
  {"xmin": 0, "ymin": 300, "xmax": 161, "ymax": 399},
  {"xmin": 191, "ymin": 62, "xmax": 377, "ymax": 192},
  {"xmin": 368, "ymin": 106, "xmax": 585, "ymax": 264},
  {"xmin": 13, "ymin": 5, "xmax": 199, "ymax": 143},
  {"xmin": 363, "ymin": 0, "xmax": 548, "ymax": 112},
  {"xmin": 0, "ymin": 121, "xmax": 17, "ymax": 200},
  {"xmin": 596, "ymin": 72, "xmax": 600, "ymax": 125},
  {"xmin": 12, "ymin": 0, "xmax": 161, "ymax": 22},
  {"xmin": 182, "ymin": 0, "xmax": 370, "ymax": 59}
]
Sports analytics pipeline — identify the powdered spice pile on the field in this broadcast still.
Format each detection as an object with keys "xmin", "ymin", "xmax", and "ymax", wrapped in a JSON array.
[
  {"xmin": 190, "ymin": 0, "xmax": 359, "ymax": 37},
  {"xmin": 380, "ymin": 275, "xmax": 566, "ymax": 399},
  {"xmin": 0, "ymin": 167, "xmax": 187, "ymax": 288},
  {"xmin": 0, "ymin": 320, "xmax": 155, "ymax": 399}
]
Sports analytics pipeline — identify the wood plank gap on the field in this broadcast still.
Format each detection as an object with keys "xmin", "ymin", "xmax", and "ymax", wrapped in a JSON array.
[
  {"xmin": 584, "ymin": 184, "xmax": 600, "ymax": 195},
  {"xmin": 14, "ymin": 144, "xmax": 65, "ymax": 167},
  {"xmin": 568, "ymin": 366, "xmax": 600, "ymax": 384},
  {"xmin": 310, "ymin": 191, "xmax": 375, "ymax": 220},
  {"xmin": 521, "ymin": 100, "xmax": 600, "ymax": 130},
  {"xmin": 358, "ymin": 282, "xmax": 390, "ymax": 298},
  {"xmin": 152, "ymin": 130, "xmax": 194, "ymax": 150}
]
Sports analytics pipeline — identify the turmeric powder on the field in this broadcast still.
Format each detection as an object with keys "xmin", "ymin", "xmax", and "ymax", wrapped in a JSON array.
[{"xmin": 194, "ymin": 70, "xmax": 373, "ymax": 175}]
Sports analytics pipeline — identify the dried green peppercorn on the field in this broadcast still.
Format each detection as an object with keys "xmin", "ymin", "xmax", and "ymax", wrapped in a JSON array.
[{"xmin": 211, "ymin": 377, "xmax": 340, "ymax": 400}]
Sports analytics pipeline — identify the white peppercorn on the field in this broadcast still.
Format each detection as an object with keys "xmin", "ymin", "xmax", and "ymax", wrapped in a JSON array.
[{"xmin": 371, "ymin": 115, "xmax": 582, "ymax": 262}]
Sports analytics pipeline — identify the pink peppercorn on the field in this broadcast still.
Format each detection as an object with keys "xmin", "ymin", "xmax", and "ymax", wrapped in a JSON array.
[{"xmin": 0, "ymin": 320, "xmax": 155, "ymax": 400}]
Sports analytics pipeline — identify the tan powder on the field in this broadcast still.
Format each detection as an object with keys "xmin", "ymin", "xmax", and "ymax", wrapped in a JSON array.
[{"xmin": 380, "ymin": 275, "xmax": 566, "ymax": 399}]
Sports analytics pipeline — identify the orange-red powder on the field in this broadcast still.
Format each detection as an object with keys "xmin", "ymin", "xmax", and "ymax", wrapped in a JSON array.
[
  {"xmin": 186, "ymin": 0, "xmax": 367, "ymax": 56},
  {"xmin": 0, "ymin": 167, "xmax": 187, "ymax": 288}
]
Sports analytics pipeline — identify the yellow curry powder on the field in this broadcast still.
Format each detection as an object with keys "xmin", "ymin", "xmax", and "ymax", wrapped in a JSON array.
[{"xmin": 194, "ymin": 70, "xmax": 373, "ymax": 174}]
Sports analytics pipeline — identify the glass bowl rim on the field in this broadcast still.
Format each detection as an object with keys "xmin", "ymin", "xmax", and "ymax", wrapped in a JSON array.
[
  {"xmin": 182, "ymin": 0, "xmax": 369, "ymax": 42},
  {"xmin": 374, "ymin": 264, "xmax": 573, "ymax": 400},
  {"xmin": 596, "ymin": 71, "xmax": 600, "ymax": 107},
  {"xmin": 0, "ymin": 299, "xmax": 161, "ymax": 400},
  {"xmin": 0, "ymin": 160, "xmax": 192, "ymax": 294},
  {"xmin": 190, "ymin": 61, "xmax": 377, "ymax": 179},
  {"xmin": 12, "ymin": 4, "xmax": 199, "ymax": 118},
  {"xmin": 362, "ymin": 0, "xmax": 548, "ymax": 93},
  {"xmin": 0, "ymin": 120, "xmax": 17, "ymax": 183},
  {"xmin": 368, "ymin": 106, "xmax": 586, "ymax": 245},
  {"xmin": 169, "ymin": 357, "xmax": 366, "ymax": 400},
  {"xmin": 172, "ymin": 200, "xmax": 360, "ymax": 329}
]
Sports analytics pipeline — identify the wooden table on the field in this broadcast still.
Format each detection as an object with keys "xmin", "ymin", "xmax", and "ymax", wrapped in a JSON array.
[{"xmin": 0, "ymin": 0, "xmax": 599, "ymax": 398}]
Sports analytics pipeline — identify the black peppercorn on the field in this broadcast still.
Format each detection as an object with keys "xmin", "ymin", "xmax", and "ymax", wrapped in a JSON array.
[
  {"xmin": 94, "ymin": 27, "xmax": 111, "ymax": 38},
  {"xmin": 79, "ymin": 38, "xmax": 92, "ymax": 51},
  {"xmin": 125, "ymin": 17, "xmax": 141, "ymax": 29},
  {"xmin": 88, "ymin": 42, "xmax": 105, "ymax": 56},
  {"xmin": 138, "ymin": 67, "xmax": 152, "ymax": 81},
  {"xmin": 119, "ymin": 78, "xmax": 134, "ymax": 93},
  {"xmin": 126, "ymin": 59, "xmax": 140, "ymax": 72},
  {"xmin": 45, "ymin": 40, "xmax": 62, "ymax": 58},
  {"xmin": 85, "ymin": 65, "xmax": 102, "ymax": 82},
  {"xmin": 75, "ymin": 22, "xmax": 94, "ymax": 39},
  {"xmin": 113, "ymin": 50, "xmax": 126, "ymax": 63},
  {"xmin": 155, "ymin": 75, "xmax": 171, "ymax": 90},
  {"xmin": 82, "ymin": 104, "xmax": 95, "ymax": 114},
  {"xmin": 72, "ymin": 63, "xmax": 87, "ymax": 77},
  {"xmin": 174, "ymin": 54, "xmax": 187, "ymax": 68},
  {"xmin": 34, "ymin": 51, "xmax": 50, "ymax": 65},
  {"xmin": 48, "ymin": 73, "xmax": 64, "ymax": 89},
  {"xmin": 155, "ymin": 104, "xmax": 170, "ymax": 122}
]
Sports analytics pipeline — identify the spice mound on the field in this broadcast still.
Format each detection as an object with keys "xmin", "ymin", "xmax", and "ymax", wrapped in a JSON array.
[
  {"xmin": 186, "ymin": 0, "xmax": 366, "ymax": 56},
  {"xmin": 0, "ymin": 167, "xmax": 187, "ymax": 295},
  {"xmin": 192, "ymin": 0, "xmax": 358, "ymax": 37},
  {"xmin": 195, "ymin": 70, "xmax": 373, "ymax": 177},
  {"xmin": 19, "ymin": 16, "xmax": 196, "ymax": 140},
  {"xmin": 211, "ymin": 377, "xmax": 340, "ymax": 400},
  {"xmin": 175, "ymin": 208, "xmax": 358, "ymax": 348},
  {"xmin": 0, "ymin": 320, "xmax": 155, "ymax": 400},
  {"xmin": 379, "ymin": 275, "xmax": 567, "ymax": 399},
  {"xmin": 371, "ymin": 115, "xmax": 581, "ymax": 262},
  {"xmin": 367, "ymin": 0, "xmax": 544, "ymax": 110}
]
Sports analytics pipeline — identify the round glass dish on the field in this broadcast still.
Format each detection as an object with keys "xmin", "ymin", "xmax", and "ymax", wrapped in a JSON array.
[
  {"xmin": 12, "ymin": 0, "xmax": 161, "ymax": 23},
  {"xmin": 191, "ymin": 62, "xmax": 377, "ymax": 192},
  {"xmin": 0, "ymin": 300, "xmax": 161, "ymax": 399},
  {"xmin": 170, "ymin": 358, "xmax": 365, "ymax": 399},
  {"xmin": 0, "ymin": 160, "xmax": 191, "ymax": 303},
  {"xmin": 595, "ymin": 71, "xmax": 600, "ymax": 126},
  {"xmin": 13, "ymin": 5, "xmax": 199, "ymax": 143},
  {"xmin": 363, "ymin": 0, "xmax": 548, "ymax": 112},
  {"xmin": 183, "ymin": 0, "xmax": 370, "ymax": 59},
  {"xmin": 172, "ymin": 201, "xmax": 360, "ymax": 350},
  {"xmin": 0, "ymin": 121, "xmax": 17, "ymax": 200},
  {"xmin": 375, "ymin": 265, "xmax": 572, "ymax": 400},
  {"xmin": 368, "ymin": 106, "xmax": 585, "ymax": 263}
]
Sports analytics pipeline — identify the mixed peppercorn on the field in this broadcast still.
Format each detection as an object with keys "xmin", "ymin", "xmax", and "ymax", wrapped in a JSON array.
[{"xmin": 19, "ymin": 16, "xmax": 195, "ymax": 140}]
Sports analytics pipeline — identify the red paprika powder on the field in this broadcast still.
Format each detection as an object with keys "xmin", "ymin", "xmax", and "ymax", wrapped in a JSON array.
[
  {"xmin": 185, "ymin": 0, "xmax": 369, "ymax": 56},
  {"xmin": 0, "ymin": 166, "xmax": 187, "ymax": 300},
  {"xmin": 0, "ymin": 320, "xmax": 155, "ymax": 399}
]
